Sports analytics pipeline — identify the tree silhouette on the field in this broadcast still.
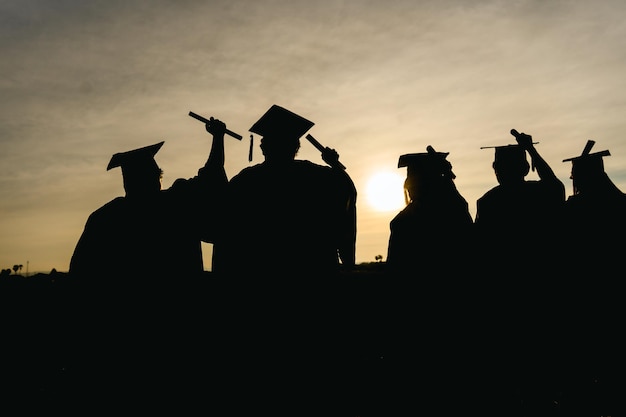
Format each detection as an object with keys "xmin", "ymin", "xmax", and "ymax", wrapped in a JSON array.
[{"xmin": 375, "ymin": 254, "xmax": 383, "ymax": 262}]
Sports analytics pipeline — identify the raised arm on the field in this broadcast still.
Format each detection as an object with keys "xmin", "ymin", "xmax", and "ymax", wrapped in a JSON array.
[
  {"xmin": 511, "ymin": 129, "xmax": 558, "ymax": 181},
  {"xmin": 203, "ymin": 117, "xmax": 226, "ymax": 173},
  {"xmin": 512, "ymin": 129, "xmax": 565, "ymax": 201}
]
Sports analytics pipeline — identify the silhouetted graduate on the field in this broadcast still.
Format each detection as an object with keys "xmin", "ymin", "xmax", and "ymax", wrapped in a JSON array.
[
  {"xmin": 65, "ymin": 118, "xmax": 229, "ymax": 410},
  {"xmin": 205, "ymin": 106, "xmax": 358, "ymax": 413},
  {"xmin": 383, "ymin": 147, "xmax": 501, "ymax": 414},
  {"xmin": 69, "ymin": 118, "xmax": 228, "ymax": 282},
  {"xmin": 473, "ymin": 130, "xmax": 569, "ymax": 415},
  {"xmin": 563, "ymin": 140, "xmax": 626, "ymax": 215},
  {"xmin": 561, "ymin": 140, "xmax": 626, "ymax": 271},
  {"xmin": 386, "ymin": 146, "xmax": 473, "ymax": 275},
  {"xmin": 212, "ymin": 104, "xmax": 357, "ymax": 276},
  {"xmin": 558, "ymin": 140, "xmax": 626, "ymax": 417},
  {"xmin": 475, "ymin": 129, "xmax": 565, "ymax": 275}
]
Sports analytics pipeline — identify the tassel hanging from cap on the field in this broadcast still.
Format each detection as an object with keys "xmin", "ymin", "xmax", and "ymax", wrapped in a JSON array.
[{"xmin": 248, "ymin": 134, "xmax": 253, "ymax": 162}]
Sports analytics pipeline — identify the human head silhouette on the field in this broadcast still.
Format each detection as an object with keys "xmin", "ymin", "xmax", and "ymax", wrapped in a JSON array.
[
  {"xmin": 491, "ymin": 145, "xmax": 530, "ymax": 185},
  {"xmin": 107, "ymin": 141, "xmax": 164, "ymax": 197},
  {"xmin": 563, "ymin": 140, "xmax": 612, "ymax": 195},
  {"xmin": 249, "ymin": 105, "xmax": 314, "ymax": 164},
  {"xmin": 398, "ymin": 146, "xmax": 455, "ymax": 203}
]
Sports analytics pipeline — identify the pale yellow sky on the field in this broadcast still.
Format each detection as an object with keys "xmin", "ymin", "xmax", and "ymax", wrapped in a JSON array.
[{"xmin": 2, "ymin": 0, "xmax": 626, "ymax": 273}]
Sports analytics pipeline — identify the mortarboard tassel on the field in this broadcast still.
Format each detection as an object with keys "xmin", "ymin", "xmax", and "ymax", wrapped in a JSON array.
[{"xmin": 248, "ymin": 134, "xmax": 253, "ymax": 162}]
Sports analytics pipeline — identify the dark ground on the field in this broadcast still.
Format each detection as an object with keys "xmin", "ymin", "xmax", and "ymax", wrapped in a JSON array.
[{"xmin": 1, "ymin": 265, "xmax": 623, "ymax": 416}]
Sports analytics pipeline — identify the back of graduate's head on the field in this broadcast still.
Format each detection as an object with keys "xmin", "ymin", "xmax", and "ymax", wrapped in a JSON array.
[
  {"xmin": 259, "ymin": 133, "xmax": 301, "ymax": 161},
  {"xmin": 250, "ymin": 104, "xmax": 313, "ymax": 163},
  {"xmin": 492, "ymin": 145, "xmax": 530, "ymax": 184},
  {"xmin": 398, "ymin": 146, "xmax": 456, "ymax": 202},
  {"xmin": 107, "ymin": 141, "xmax": 164, "ymax": 197},
  {"xmin": 563, "ymin": 141, "xmax": 612, "ymax": 195}
]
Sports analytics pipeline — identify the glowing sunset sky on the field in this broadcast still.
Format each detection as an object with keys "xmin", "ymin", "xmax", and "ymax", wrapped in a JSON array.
[{"xmin": 2, "ymin": 0, "xmax": 626, "ymax": 273}]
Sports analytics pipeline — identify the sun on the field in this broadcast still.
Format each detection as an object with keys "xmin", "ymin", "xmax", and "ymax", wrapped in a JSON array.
[{"xmin": 365, "ymin": 171, "xmax": 406, "ymax": 212}]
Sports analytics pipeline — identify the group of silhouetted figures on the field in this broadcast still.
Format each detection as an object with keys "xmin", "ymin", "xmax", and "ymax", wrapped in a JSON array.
[
  {"xmin": 5, "ymin": 105, "xmax": 626, "ymax": 415},
  {"xmin": 68, "ymin": 105, "xmax": 357, "ymax": 281}
]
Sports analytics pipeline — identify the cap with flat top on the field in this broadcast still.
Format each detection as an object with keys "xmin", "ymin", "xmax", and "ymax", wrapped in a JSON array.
[
  {"xmin": 563, "ymin": 140, "xmax": 610, "ymax": 172},
  {"xmin": 483, "ymin": 144, "xmax": 528, "ymax": 165},
  {"xmin": 481, "ymin": 129, "xmax": 540, "ymax": 170},
  {"xmin": 249, "ymin": 105, "xmax": 314, "ymax": 141},
  {"xmin": 107, "ymin": 141, "xmax": 164, "ymax": 173},
  {"xmin": 398, "ymin": 145, "xmax": 455, "ymax": 178}
]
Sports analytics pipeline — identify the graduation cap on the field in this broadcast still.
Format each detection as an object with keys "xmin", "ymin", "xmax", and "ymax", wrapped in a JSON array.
[
  {"xmin": 248, "ymin": 105, "xmax": 315, "ymax": 162},
  {"xmin": 398, "ymin": 145, "xmax": 455, "ymax": 179},
  {"xmin": 481, "ymin": 129, "xmax": 538, "ymax": 171},
  {"xmin": 249, "ymin": 104, "xmax": 314, "ymax": 141},
  {"xmin": 481, "ymin": 144, "xmax": 538, "ymax": 173},
  {"xmin": 106, "ymin": 141, "xmax": 164, "ymax": 174},
  {"xmin": 481, "ymin": 144, "xmax": 526, "ymax": 163},
  {"xmin": 562, "ymin": 140, "xmax": 610, "ymax": 172}
]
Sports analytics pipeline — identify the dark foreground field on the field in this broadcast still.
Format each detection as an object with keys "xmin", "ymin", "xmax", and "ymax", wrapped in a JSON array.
[{"xmin": 2, "ymin": 265, "xmax": 624, "ymax": 416}]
